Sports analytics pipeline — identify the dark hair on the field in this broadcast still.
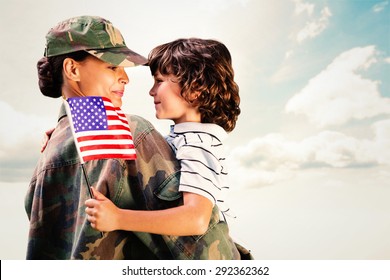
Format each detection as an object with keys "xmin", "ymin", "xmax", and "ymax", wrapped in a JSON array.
[
  {"xmin": 148, "ymin": 38, "xmax": 240, "ymax": 132},
  {"xmin": 37, "ymin": 51, "xmax": 90, "ymax": 98}
]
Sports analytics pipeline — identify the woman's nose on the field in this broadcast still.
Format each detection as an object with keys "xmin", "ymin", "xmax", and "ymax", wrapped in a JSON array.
[{"xmin": 118, "ymin": 68, "xmax": 129, "ymax": 84}]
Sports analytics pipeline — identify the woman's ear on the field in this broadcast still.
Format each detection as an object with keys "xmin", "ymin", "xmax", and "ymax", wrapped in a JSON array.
[{"xmin": 63, "ymin": 58, "xmax": 80, "ymax": 81}]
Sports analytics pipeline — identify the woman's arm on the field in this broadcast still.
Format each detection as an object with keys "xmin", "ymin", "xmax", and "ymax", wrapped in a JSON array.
[{"xmin": 85, "ymin": 188, "xmax": 213, "ymax": 236}]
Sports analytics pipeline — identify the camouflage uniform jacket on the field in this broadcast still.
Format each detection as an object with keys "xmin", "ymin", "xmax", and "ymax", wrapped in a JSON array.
[{"xmin": 25, "ymin": 105, "xmax": 252, "ymax": 260}]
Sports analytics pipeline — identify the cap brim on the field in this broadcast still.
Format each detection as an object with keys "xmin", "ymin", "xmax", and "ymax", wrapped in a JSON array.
[{"xmin": 86, "ymin": 47, "xmax": 148, "ymax": 67}]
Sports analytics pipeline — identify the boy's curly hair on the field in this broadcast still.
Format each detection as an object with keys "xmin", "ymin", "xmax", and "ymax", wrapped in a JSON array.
[{"xmin": 148, "ymin": 38, "xmax": 240, "ymax": 132}]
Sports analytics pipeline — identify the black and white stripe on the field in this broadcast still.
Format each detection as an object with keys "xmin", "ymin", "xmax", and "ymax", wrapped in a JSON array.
[{"xmin": 166, "ymin": 122, "xmax": 235, "ymax": 218}]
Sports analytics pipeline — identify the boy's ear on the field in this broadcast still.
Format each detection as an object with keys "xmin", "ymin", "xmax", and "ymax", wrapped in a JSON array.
[
  {"xmin": 63, "ymin": 58, "xmax": 81, "ymax": 81},
  {"xmin": 189, "ymin": 91, "xmax": 201, "ymax": 102}
]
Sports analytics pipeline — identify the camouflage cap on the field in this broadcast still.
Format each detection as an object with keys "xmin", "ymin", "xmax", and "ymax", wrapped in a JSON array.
[{"xmin": 44, "ymin": 16, "xmax": 147, "ymax": 67}]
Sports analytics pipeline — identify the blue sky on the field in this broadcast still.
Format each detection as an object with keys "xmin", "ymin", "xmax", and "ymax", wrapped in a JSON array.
[{"xmin": 0, "ymin": 0, "xmax": 389, "ymax": 259}]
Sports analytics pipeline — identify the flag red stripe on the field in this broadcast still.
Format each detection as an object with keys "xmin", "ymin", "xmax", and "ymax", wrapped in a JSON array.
[
  {"xmin": 80, "ymin": 144, "xmax": 135, "ymax": 152},
  {"xmin": 107, "ymin": 115, "xmax": 128, "ymax": 122},
  {"xmin": 104, "ymin": 105, "xmax": 125, "ymax": 116},
  {"xmin": 108, "ymin": 125, "xmax": 131, "ymax": 132},
  {"xmin": 83, "ymin": 153, "xmax": 136, "ymax": 161},
  {"xmin": 101, "ymin": 97, "xmax": 111, "ymax": 102},
  {"xmin": 77, "ymin": 134, "xmax": 132, "ymax": 142},
  {"xmin": 104, "ymin": 105, "xmax": 116, "ymax": 112}
]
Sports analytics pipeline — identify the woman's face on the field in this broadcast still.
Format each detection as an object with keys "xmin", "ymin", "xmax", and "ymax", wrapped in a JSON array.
[{"xmin": 75, "ymin": 56, "xmax": 129, "ymax": 107}]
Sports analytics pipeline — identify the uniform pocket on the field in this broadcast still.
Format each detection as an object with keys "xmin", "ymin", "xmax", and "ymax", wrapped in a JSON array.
[
  {"xmin": 149, "ymin": 171, "xmax": 183, "ymax": 210},
  {"xmin": 153, "ymin": 171, "xmax": 181, "ymax": 201},
  {"xmin": 165, "ymin": 218, "xmax": 240, "ymax": 260}
]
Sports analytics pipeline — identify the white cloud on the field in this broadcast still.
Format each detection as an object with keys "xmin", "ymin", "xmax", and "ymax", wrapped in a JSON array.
[
  {"xmin": 270, "ymin": 50, "xmax": 295, "ymax": 82},
  {"xmin": 197, "ymin": 0, "xmax": 251, "ymax": 12},
  {"xmin": 385, "ymin": 57, "xmax": 390, "ymax": 64},
  {"xmin": 227, "ymin": 119, "xmax": 390, "ymax": 189},
  {"xmin": 272, "ymin": 2, "xmax": 332, "ymax": 83},
  {"xmin": 372, "ymin": 1, "xmax": 388, "ymax": 12},
  {"xmin": 285, "ymin": 50, "xmax": 294, "ymax": 59},
  {"xmin": 292, "ymin": 0, "xmax": 314, "ymax": 16},
  {"xmin": 370, "ymin": 119, "xmax": 390, "ymax": 165},
  {"xmin": 296, "ymin": 6, "xmax": 332, "ymax": 43},
  {"xmin": 0, "ymin": 101, "xmax": 54, "ymax": 148},
  {"xmin": 285, "ymin": 46, "xmax": 390, "ymax": 127},
  {"xmin": 0, "ymin": 100, "xmax": 55, "ymax": 182},
  {"xmin": 270, "ymin": 64, "xmax": 294, "ymax": 83}
]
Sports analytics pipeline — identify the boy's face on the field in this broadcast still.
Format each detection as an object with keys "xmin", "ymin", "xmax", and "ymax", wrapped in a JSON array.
[{"xmin": 149, "ymin": 72, "xmax": 201, "ymax": 124}]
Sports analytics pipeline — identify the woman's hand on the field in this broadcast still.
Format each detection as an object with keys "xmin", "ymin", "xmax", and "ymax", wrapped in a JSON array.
[
  {"xmin": 85, "ymin": 188, "xmax": 120, "ymax": 232},
  {"xmin": 40, "ymin": 127, "xmax": 55, "ymax": 153}
]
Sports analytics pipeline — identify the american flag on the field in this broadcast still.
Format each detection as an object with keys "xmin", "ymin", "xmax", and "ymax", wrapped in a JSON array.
[{"xmin": 65, "ymin": 96, "xmax": 136, "ymax": 163}]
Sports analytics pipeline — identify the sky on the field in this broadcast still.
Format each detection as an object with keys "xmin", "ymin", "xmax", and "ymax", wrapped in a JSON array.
[{"xmin": 0, "ymin": 0, "xmax": 389, "ymax": 260}]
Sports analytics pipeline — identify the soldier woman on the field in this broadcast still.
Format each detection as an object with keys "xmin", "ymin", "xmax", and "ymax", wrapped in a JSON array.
[{"xmin": 25, "ymin": 15, "xmax": 179, "ymax": 259}]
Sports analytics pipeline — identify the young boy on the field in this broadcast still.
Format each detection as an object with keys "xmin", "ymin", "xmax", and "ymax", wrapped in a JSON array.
[
  {"xmin": 148, "ymin": 38, "xmax": 241, "ymax": 221},
  {"xmin": 86, "ymin": 38, "xmax": 251, "ymax": 259}
]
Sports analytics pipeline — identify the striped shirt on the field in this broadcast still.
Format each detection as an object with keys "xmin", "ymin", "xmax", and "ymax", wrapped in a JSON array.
[{"xmin": 165, "ymin": 122, "xmax": 234, "ymax": 218}]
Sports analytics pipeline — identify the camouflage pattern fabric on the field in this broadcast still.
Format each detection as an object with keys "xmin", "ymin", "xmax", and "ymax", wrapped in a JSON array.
[
  {"xmin": 25, "ymin": 104, "xmax": 253, "ymax": 260},
  {"xmin": 44, "ymin": 16, "xmax": 147, "ymax": 67}
]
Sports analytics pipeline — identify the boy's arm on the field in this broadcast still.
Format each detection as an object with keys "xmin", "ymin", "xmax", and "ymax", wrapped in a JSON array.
[{"xmin": 86, "ymin": 189, "xmax": 213, "ymax": 236}]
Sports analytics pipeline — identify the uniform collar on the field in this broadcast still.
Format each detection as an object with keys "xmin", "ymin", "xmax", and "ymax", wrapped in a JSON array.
[{"xmin": 58, "ymin": 103, "xmax": 68, "ymax": 122}]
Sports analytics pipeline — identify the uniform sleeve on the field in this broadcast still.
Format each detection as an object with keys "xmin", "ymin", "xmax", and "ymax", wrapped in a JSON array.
[
  {"xmin": 127, "ymin": 115, "xmax": 181, "ymax": 210},
  {"xmin": 124, "ymin": 115, "xmax": 182, "ymax": 260},
  {"xmin": 25, "ymin": 113, "xmax": 139, "ymax": 260}
]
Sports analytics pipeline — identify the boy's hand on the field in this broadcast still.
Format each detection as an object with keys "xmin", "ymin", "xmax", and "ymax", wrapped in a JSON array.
[
  {"xmin": 40, "ymin": 128, "xmax": 55, "ymax": 153},
  {"xmin": 85, "ymin": 188, "xmax": 119, "ymax": 232}
]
